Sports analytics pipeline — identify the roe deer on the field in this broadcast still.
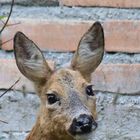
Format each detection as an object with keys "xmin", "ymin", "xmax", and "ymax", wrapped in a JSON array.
[{"xmin": 14, "ymin": 21, "xmax": 104, "ymax": 140}]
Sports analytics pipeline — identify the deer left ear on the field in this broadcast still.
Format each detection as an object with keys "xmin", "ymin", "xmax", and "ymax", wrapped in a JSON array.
[
  {"xmin": 71, "ymin": 22, "xmax": 104, "ymax": 81},
  {"xmin": 14, "ymin": 32, "xmax": 53, "ymax": 84}
]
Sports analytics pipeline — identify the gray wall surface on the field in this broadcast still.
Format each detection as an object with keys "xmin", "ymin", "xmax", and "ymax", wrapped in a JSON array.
[{"xmin": 0, "ymin": 1, "xmax": 140, "ymax": 140}]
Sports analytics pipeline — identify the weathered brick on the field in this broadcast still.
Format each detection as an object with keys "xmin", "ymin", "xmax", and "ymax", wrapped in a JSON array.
[
  {"xmin": 0, "ymin": 58, "xmax": 139, "ymax": 94},
  {"xmin": 104, "ymin": 21, "xmax": 140, "ymax": 53},
  {"xmin": 92, "ymin": 64, "xmax": 140, "ymax": 94},
  {"xmin": 60, "ymin": 0, "xmax": 140, "ymax": 8},
  {"xmin": 1, "ymin": 19, "xmax": 140, "ymax": 53},
  {"xmin": 0, "ymin": 59, "xmax": 54, "ymax": 93}
]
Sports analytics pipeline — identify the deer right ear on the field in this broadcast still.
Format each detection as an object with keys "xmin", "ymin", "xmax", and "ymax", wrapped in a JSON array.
[
  {"xmin": 71, "ymin": 22, "xmax": 104, "ymax": 81},
  {"xmin": 14, "ymin": 32, "xmax": 53, "ymax": 84}
]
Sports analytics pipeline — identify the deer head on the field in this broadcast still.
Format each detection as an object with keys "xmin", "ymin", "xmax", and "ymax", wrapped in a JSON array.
[{"xmin": 14, "ymin": 22, "xmax": 104, "ymax": 140}]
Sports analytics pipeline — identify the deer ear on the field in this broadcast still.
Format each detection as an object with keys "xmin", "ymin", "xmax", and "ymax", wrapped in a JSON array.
[
  {"xmin": 71, "ymin": 22, "xmax": 104, "ymax": 81},
  {"xmin": 14, "ymin": 32, "xmax": 52, "ymax": 84}
]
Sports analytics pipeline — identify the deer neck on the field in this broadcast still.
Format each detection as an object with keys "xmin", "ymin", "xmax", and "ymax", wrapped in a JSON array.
[
  {"xmin": 25, "ymin": 107, "xmax": 75, "ymax": 140},
  {"xmin": 26, "ymin": 122, "xmax": 75, "ymax": 140}
]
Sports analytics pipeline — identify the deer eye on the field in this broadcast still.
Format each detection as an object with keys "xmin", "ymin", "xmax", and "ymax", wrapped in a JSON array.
[
  {"xmin": 86, "ymin": 85, "xmax": 95, "ymax": 96},
  {"xmin": 47, "ymin": 94, "xmax": 59, "ymax": 104}
]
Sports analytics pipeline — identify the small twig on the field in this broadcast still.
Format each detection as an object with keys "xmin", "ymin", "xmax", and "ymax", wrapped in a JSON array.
[
  {"xmin": 0, "ymin": 20, "xmax": 5, "ymax": 24},
  {"xmin": 0, "ymin": 78, "xmax": 20, "ymax": 99},
  {"xmin": 0, "ymin": 0, "xmax": 15, "ymax": 34},
  {"xmin": 6, "ymin": 22, "xmax": 21, "ymax": 27},
  {"xmin": 0, "ymin": 20, "xmax": 20, "ymax": 27},
  {"xmin": 0, "ymin": 119, "xmax": 8, "ymax": 124},
  {"xmin": 0, "ymin": 38, "xmax": 13, "ymax": 46}
]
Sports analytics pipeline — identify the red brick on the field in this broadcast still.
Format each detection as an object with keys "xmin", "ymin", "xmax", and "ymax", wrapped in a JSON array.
[
  {"xmin": 0, "ymin": 59, "xmax": 54, "ymax": 93},
  {"xmin": 92, "ymin": 64, "xmax": 140, "ymax": 94},
  {"xmin": 1, "ymin": 19, "xmax": 140, "ymax": 53},
  {"xmin": 104, "ymin": 21, "xmax": 140, "ymax": 53},
  {"xmin": 1, "ymin": 19, "xmax": 89, "ymax": 52},
  {"xmin": 60, "ymin": 0, "xmax": 140, "ymax": 8},
  {"xmin": 0, "ymin": 58, "xmax": 139, "ymax": 94}
]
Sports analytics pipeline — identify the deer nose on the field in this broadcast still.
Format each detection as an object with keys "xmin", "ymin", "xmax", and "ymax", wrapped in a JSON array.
[{"xmin": 69, "ymin": 114, "xmax": 98, "ymax": 135}]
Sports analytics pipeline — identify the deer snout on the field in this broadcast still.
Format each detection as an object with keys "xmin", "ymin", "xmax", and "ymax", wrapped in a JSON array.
[{"xmin": 69, "ymin": 114, "xmax": 97, "ymax": 135}]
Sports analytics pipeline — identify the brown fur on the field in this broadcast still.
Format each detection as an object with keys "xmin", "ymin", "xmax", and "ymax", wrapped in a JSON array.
[{"xmin": 13, "ymin": 22, "xmax": 104, "ymax": 140}]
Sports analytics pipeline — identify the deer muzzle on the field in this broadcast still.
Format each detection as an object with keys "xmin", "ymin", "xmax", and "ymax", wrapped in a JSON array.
[{"xmin": 69, "ymin": 114, "xmax": 98, "ymax": 136}]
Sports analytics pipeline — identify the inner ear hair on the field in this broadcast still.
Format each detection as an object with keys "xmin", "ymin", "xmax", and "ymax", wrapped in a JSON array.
[
  {"xmin": 14, "ymin": 32, "xmax": 53, "ymax": 84},
  {"xmin": 71, "ymin": 22, "xmax": 104, "ymax": 82}
]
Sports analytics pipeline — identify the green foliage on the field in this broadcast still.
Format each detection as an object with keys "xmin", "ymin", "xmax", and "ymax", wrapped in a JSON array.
[{"xmin": 0, "ymin": 16, "xmax": 6, "ymax": 20}]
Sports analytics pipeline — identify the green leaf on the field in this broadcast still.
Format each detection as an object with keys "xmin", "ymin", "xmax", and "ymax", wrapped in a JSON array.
[{"xmin": 0, "ymin": 16, "xmax": 6, "ymax": 20}]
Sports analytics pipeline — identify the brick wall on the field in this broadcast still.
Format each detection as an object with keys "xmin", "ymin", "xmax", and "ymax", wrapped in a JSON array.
[{"xmin": 0, "ymin": 0, "xmax": 140, "ymax": 140}]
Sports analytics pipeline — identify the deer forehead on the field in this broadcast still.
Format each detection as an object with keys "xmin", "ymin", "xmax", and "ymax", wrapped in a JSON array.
[{"xmin": 46, "ymin": 68, "xmax": 87, "ymax": 96}]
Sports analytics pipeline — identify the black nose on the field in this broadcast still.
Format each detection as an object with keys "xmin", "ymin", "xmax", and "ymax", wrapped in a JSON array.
[{"xmin": 69, "ymin": 114, "xmax": 98, "ymax": 135}]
